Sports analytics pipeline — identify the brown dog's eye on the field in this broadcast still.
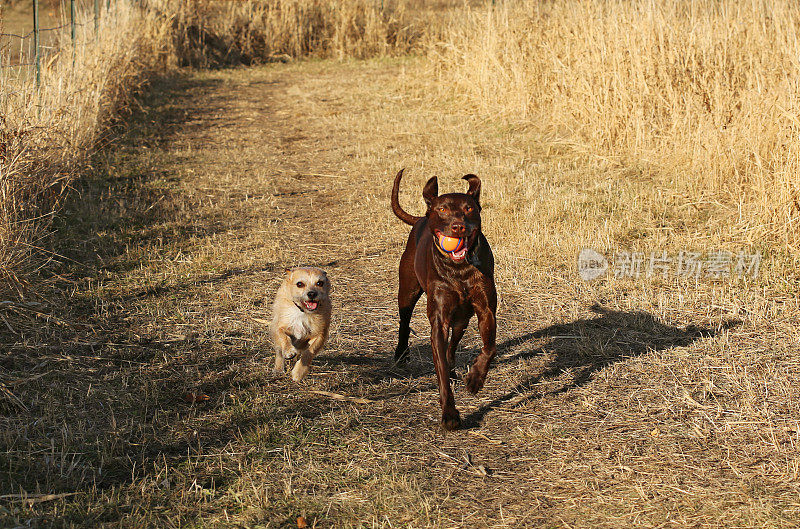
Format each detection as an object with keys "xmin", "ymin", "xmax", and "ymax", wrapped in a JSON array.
[
  {"xmin": 316, "ymin": 280, "xmax": 324, "ymax": 287},
  {"xmin": 296, "ymin": 281, "xmax": 305, "ymax": 288},
  {"xmin": 465, "ymin": 206, "xmax": 473, "ymax": 213}
]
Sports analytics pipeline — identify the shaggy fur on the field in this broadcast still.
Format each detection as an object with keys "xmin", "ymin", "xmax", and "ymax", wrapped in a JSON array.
[{"xmin": 271, "ymin": 267, "xmax": 332, "ymax": 382}]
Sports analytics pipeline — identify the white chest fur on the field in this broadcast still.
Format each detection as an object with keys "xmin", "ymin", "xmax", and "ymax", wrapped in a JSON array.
[{"xmin": 286, "ymin": 307, "xmax": 311, "ymax": 339}]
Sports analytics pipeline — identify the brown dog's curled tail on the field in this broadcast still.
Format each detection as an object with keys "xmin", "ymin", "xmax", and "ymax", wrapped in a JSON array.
[{"xmin": 391, "ymin": 168, "xmax": 423, "ymax": 226}]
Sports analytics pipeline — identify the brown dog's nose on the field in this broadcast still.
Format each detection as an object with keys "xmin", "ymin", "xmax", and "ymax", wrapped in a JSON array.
[{"xmin": 450, "ymin": 222, "xmax": 466, "ymax": 236}]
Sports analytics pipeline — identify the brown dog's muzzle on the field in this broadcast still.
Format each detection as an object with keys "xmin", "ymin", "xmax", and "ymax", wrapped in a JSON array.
[{"xmin": 449, "ymin": 220, "xmax": 466, "ymax": 237}]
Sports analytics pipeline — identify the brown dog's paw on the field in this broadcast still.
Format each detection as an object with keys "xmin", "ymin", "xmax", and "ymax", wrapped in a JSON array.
[
  {"xmin": 392, "ymin": 354, "xmax": 409, "ymax": 368},
  {"xmin": 464, "ymin": 369, "xmax": 486, "ymax": 394},
  {"xmin": 441, "ymin": 409, "xmax": 462, "ymax": 431}
]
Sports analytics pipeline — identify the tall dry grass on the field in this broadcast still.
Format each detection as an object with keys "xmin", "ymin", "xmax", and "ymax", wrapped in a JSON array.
[
  {"xmin": 170, "ymin": 0, "xmax": 450, "ymax": 67},
  {"xmin": 0, "ymin": 0, "xmax": 173, "ymax": 295},
  {"xmin": 436, "ymin": 0, "xmax": 800, "ymax": 244}
]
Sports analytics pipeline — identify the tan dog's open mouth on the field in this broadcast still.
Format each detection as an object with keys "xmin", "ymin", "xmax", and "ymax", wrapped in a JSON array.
[{"xmin": 303, "ymin": 301, "xmax": 319, "ymax": 311}]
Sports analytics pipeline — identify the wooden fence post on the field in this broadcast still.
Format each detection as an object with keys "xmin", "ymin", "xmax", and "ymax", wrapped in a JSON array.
[
  {"xmin": 33, "ymin": 0, "xmax": 41, "ymax": 87},
  {"xmin": 71, "ymin": 0, "xmax": 76, "ymax": 64}
]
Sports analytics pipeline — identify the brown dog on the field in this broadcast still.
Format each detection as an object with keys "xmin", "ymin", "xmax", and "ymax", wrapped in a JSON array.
[{"xmin": 391, "ymin": 168, "xmax": 498, "ymax": 430}]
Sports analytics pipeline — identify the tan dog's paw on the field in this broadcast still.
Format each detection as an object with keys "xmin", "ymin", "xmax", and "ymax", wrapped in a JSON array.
[{"xmin": 291, "ymin": 361, "xmax": 310, "ymax": 382}]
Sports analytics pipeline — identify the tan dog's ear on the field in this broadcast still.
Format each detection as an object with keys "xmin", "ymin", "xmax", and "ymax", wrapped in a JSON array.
[
  {"xmin": 284, "ymin": 267, "xmax": 294, "ymax": 276},
  {"xmin": 422, "ymin": 176, "xmax": 438, "ymax": 208},
  {"xmin": 462, "ymin": 174, "xmax": 481, "ymax": 205}
]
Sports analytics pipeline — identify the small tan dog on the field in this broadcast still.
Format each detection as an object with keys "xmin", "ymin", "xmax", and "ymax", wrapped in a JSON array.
[{"xmin": 271, "ymin": 267, "xmax": 331, "ymax": 382}]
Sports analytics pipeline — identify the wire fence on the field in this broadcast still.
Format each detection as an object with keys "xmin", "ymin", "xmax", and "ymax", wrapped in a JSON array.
[{"xmin": 0, "ymin": 0, "xmax": 108, "ymax": 84}]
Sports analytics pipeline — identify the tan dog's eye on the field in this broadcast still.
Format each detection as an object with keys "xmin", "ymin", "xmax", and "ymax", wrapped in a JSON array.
[
  {"xmin": 296, "ymin": 281, "xmax": 305, "ymax": 288},
  {"xmin": 315, "ymin": 280, "xmax": 324, "ymax": 287}
]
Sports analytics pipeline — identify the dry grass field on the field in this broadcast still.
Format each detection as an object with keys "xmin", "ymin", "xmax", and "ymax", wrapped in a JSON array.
[
  {"xmin": 0, "ymin": 0, "xmax": 448, "ymax": 295},
  {"xmin": 2, "ymin": 0, "xmax": 800, "ymax": 527},
  {"xmin": 1, "ymin": 59, "xmax": 799, "ymax": 528},
  {"xmin": 437, "ymin": 0, "xmax": 800, "ymax": 246}
]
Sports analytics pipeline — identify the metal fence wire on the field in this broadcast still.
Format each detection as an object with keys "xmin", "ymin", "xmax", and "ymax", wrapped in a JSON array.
[{"xmin": 0, "ymin": 0, "xmax": 104, "ymax": 83}]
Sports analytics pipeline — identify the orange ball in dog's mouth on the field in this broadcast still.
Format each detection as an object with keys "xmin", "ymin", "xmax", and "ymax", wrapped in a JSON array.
[{"xmin": 436, "ymin": 232, "xmax": 468, "ymax": 261}]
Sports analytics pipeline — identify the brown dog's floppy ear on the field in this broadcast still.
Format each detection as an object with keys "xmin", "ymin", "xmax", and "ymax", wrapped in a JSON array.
[
  {"xmin": 462, "ymin": 174, "xmax": 481, "ymax": 204},
  {"xmin": 422, "ymin": 176, "xmax": 438, "ymax": 207}
]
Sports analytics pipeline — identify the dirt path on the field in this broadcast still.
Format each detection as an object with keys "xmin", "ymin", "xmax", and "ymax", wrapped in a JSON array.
[{"xmin": 3, "ymin": 60, "xmax": 799, "ymax": 527}]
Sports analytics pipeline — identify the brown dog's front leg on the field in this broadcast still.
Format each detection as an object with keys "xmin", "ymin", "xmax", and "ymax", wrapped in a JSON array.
[
  {"xmin": 465, "ymin": 304, "xmax": 497, "ymax": 394},
  {"xmin": 446, "ymin": 319, "xmax": 469, "ymax": 378},
  {"xmin": 430, "ymin": 314, "xmax": 460, "ymax": 430}
]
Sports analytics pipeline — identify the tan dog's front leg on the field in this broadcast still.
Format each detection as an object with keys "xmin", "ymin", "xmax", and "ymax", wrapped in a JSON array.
[
  {"xmin": 291, "ymin": 335, "xmax": 325, "ymax": 382},
  {"xmin": 273, "ymin": 326, "xmax": 294, "ymax": 373},
  {"xmin": 274, "ymin": 351, "xmax": 286, "ymax": 372}
]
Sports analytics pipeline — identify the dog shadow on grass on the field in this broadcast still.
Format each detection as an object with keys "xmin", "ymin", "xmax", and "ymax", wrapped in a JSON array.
[
  {"xmin": 461, "ymin": 304, "xmax": 740, "ymax": 429},
  {"xmin": 316, "ymin": 304, "xmax": 739, "ymax": 420},
  {"xmin": 316, "ymin": 350, "xmax": 442, "ymax": 400}
]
